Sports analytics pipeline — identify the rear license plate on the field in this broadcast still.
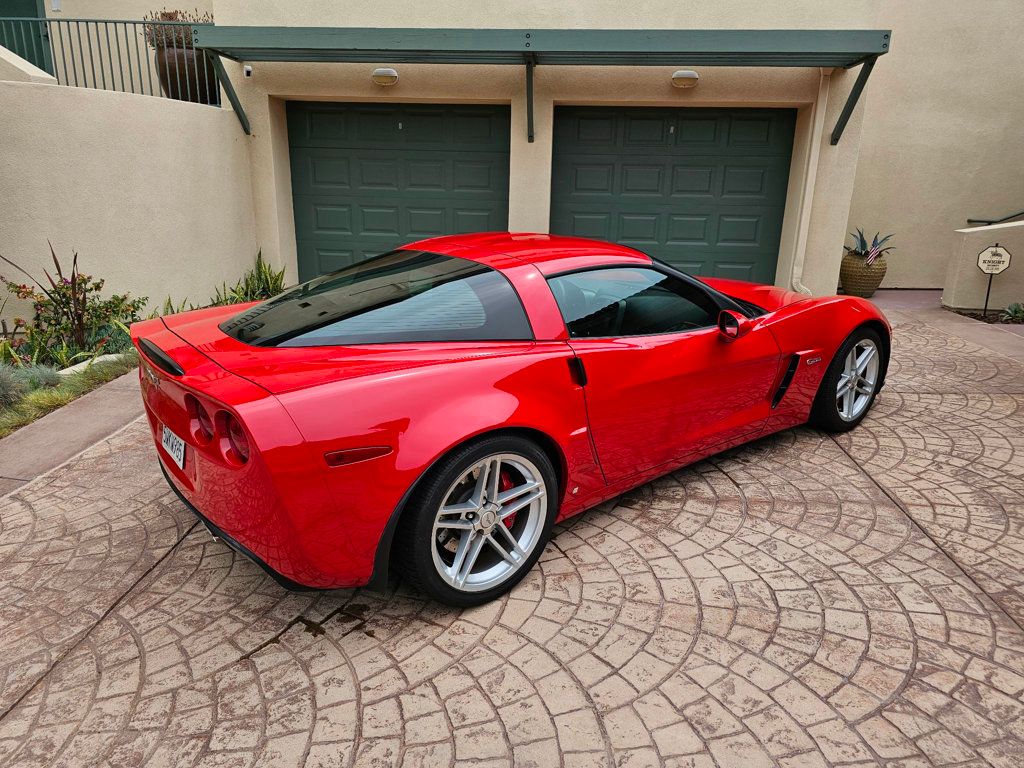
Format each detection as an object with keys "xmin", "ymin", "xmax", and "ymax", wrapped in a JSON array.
[{"xmin": 161, "ymin": 425, "xmax": 186, "ymax": 470}]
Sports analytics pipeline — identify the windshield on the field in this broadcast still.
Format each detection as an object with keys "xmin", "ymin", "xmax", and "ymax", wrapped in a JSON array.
[{"xmin": 220, "ymin": 250, "xmax": 533, "ymax": 347}]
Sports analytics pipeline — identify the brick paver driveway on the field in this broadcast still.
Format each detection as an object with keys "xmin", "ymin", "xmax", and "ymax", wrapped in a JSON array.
[{"xmin": 2, "ymin": 303, "xmax": 1024, "ymax": 767}]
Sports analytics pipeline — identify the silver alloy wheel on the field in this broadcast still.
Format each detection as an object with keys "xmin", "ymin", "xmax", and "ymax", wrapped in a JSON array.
[
  {"xmin": 431, "ymin": 453, "xmax": 547, "ymax": 593},
  {"xmin": 836, "ymin": 338, "xmax": 880, "ymax": 421}
]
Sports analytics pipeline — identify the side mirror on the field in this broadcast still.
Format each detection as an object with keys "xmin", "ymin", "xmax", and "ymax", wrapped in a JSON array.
[{"xmin": 717, "ymin": 309, "xmax": 752, "ymax": 342}]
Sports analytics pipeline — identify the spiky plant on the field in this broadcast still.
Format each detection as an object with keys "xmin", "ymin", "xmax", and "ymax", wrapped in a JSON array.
[
  {"xmin": 1002, "ymin": 302, "xmax": 1024, "ymax": 322},
  {"xmin": 845, "ymin": 229, "xmax": 895, "ymax": 266}
]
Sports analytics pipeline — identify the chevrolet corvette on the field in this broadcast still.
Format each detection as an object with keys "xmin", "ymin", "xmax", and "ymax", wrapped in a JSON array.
[{"xmin": 132, "ymin": 233, "xmax": 890, "ymax": 606}]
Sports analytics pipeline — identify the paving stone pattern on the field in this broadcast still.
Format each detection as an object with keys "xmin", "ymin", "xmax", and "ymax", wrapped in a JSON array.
[{"xmin": 1, "ymin": 317, "xmax": 1024, "ymax": 767}]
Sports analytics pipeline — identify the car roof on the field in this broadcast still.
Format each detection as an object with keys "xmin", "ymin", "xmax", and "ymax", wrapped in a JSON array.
[{"xmin": 403, "ymin": 232, "xmax": 653, "ymax": 276}]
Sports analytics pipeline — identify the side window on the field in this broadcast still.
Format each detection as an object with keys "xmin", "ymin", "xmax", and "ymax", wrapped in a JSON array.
[{"xmin": 548, "ymin": 267, "xmax": 718, "ymax": 338}]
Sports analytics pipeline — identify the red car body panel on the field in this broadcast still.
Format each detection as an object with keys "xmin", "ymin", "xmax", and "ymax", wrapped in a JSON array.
[{"xmin": 133, "ymin": 233, "xmax": 890, "ymax": 589}]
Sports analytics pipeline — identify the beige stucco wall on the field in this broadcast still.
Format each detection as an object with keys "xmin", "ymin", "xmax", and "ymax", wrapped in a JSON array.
[
  {"xmin": 942, "ymin": 222, "xmax": 1024, "ymax": 312},
  {"xmin": 0, "ymin": 45, "xmax": 56, "ymax": 84},
  {"xmin": 45, "ymin": 1, "xmax": 212, "ymax": 19},
  {"xmin": 210, "ymin": 0, "xmax": 873, "ymax": 293},
  {"xmin": 0, "ymin": 78, "xmax": 256, "ymax": 322},
  {"xmin": 849, "ymin": 0, "xmax": 1024, "ymax": 288}
]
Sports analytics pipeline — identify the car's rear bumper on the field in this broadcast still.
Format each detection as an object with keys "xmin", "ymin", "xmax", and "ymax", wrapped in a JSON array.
[{"xmin": 158, "ymin": 460, "xmax": 323, "ymax": 592}]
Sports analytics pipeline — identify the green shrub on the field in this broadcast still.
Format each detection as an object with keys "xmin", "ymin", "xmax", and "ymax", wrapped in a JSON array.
[
  {"xmin": 11, "ymin": 364, "xmax": 60, "ymax": 390},
  {"xmin": 210, "ymin": 251, "xmax": 286, "ymax": 306},
  {"xmin": 1, "ymin": 245, "xmax": 147, "ymax": 368},
  {"xmin": 0, "ymin": 366, "xmax": 26, "ymax": 409},
  {"xmin": 1002, "ymin": 302, "xmax": 1024, "ymax": 322}
]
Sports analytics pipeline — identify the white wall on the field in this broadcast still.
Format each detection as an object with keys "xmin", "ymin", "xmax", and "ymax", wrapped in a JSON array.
[{"xmin": 0, "ymin": 77, "xmax": 257, "ymax": 321}]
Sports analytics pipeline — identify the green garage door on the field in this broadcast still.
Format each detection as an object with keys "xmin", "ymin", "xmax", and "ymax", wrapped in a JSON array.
[
  {"xmin": 551, "ymin": 107, "xmax": 796, "ymax": 283},
  {"xmin": 288, "ymin": 102, "xmax": 510, "ymax": 280}
]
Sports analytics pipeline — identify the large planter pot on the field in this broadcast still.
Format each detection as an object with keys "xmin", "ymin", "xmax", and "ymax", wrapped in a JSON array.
[
  {"xmin": 840, "ymin": 251, "xmax": 888, "ymax": 298},
  {"xmin": 153, "ymin": 46, "xmax": 218, "ymax": 105}
]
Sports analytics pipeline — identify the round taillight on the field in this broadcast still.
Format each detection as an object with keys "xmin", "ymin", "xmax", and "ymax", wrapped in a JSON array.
[
  {"xmin": 218, "ymin": 410, "xmax": 250, "ymax": 464},
  {"xmin": 185, "ymin": 394, "xmax": 214, "ymax": 442}
]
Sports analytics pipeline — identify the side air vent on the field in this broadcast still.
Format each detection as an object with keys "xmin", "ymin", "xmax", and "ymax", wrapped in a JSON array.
[
  {"xmin": 771, "ymin": 354, "xmax": 800, "ymax": 409},
  {"xmin": 139, "ymin": 339, "xmax": 185, "ymax": 376}
]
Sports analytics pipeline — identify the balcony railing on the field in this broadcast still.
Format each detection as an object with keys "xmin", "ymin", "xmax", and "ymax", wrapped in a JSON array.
[{"xmin": 0, "ymin": 17, "xmax": 221, "ymax": 106}]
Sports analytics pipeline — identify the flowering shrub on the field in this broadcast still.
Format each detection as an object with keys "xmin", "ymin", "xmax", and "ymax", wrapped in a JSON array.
[{"xmin": 0, "ymin": 246, "xmax": 147, "ymax": 368}]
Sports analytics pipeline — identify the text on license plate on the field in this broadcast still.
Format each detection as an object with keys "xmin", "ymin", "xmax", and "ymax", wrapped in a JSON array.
[{"xmin": 161, "ymin": 425, "xmax": 186, "ymax": 470}]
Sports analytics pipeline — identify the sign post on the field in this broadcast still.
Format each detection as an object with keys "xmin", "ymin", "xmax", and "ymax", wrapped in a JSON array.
[{"xmin": 977, "ymin": 244, "xmax": 1012, "ymax": 316}]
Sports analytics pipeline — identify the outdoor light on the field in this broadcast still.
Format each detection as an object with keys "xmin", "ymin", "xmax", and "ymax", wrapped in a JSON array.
[
  {"xmin": 371, "ymin": 67, "xmax": 399, "ymax": 86},
  {"xmin": 671, "ymin": 70, "xmax": 699, "ymax": 88}
]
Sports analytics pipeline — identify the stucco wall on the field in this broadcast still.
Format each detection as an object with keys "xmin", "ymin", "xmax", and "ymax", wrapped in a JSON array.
[
  {"xmin": 0, "ymin": 79, "xmax": 256, "ymax": 322},
  {"xmin": 942, "ymin": 222, "xmax": 1024, "ymax": 312},
  {"xmin": 214, "ymin": 0, "xmax": 874, "ymax": 29},
  {"xmin": 0, "ymin": 45, "xmax": 56, "ymax": 84},
  {"xmin": 45, "ymin": 1, "xmax": 213, "ymax": 19},
  {"xmin": 849, "ymin": 0, "xmax": 1024, "ymax": 288}
]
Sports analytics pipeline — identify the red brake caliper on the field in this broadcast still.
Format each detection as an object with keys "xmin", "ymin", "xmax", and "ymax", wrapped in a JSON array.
[{"xmin": 499, "ymin": 470, "xmax": 515, "ymax": 529}]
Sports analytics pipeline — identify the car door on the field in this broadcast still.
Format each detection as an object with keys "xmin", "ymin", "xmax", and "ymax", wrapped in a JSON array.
[{"xmin": 547, "ymin": 265, "xmax": 782, "ymax": 483}]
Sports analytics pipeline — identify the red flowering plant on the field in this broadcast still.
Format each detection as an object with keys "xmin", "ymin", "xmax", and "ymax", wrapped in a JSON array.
[{"xmin": 0, "ymin": 245, "xmax": 147, "ymax": 368}]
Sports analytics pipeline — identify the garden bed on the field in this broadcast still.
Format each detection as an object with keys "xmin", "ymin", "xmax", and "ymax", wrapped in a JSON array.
[
  {"xmin": 0, "ymin": 352, "xmax": 138, "ymax": 439},
  {"xmin": 950, "ymin": 308, "xmax": 1024, "ymax": 324}
]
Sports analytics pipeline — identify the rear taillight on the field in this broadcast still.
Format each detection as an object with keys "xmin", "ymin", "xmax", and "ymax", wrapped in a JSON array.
[
  {"xmin": 217, "ymin": 410, "xmax": 250, "ymax": 464},
  {"xmin": 185, "ymin": 394, "xmax": 214, "ymax": 442}
]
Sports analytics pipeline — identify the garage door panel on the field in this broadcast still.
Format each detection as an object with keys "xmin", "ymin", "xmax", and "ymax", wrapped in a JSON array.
[
  {"xmin": 667, "ymin": 215, "xmax": 712, "ymax": 246},
  {"xmin": 289, "ymin": 102, "xmax": 510, "ymax": 280},
  {"xmin": 622, "ymin": 165, "xmax": 666, "ymax": 196},
  {"xmin": 551, "ymin": 106, "xmax": 794, "ymax": 282},
  {"xmin": 671, "ymin": 165, "xmax": 717, "ymax": 197}
]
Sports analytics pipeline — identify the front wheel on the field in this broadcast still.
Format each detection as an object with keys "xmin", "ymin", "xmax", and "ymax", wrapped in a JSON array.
[
  {"xmin": 397, "ymin": 436, "xmax": 558, "ymax": 607},
  {"xmin": 809, "ymin": 327, "xmax": 886, "ymax": 432}
]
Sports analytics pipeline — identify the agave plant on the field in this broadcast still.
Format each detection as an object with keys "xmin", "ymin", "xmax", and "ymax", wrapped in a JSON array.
[
  {"xmin": 845, "ymin": 229, "xmax": 895, "ymax": 267},
  {"xmin": 1003, "ymin": 302, "xmax": 1024, "ymax": 322}
]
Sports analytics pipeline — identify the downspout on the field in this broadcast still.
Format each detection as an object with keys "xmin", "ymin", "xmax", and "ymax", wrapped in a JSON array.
[{"xmin": 790, "ymin": 68, "xmax": 832, "ymax": 295}]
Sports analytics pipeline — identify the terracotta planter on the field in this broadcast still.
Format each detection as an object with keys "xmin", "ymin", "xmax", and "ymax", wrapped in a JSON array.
[
  {"xmin": 840, "ymin": 251, "xmax": 888, "ymax": 298},
  {"xmin": 153, "ymin": 46, "xmax": 218, "ymax": 105}
]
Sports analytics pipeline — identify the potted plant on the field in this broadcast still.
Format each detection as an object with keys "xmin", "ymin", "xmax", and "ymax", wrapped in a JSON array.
[
  {"xmin": 144, "ymin": 8, "xmax": 218, "ymax": 105},
  {"xmin": 840, "ymin": 229, "xmax": 894, "ymax": 298}
]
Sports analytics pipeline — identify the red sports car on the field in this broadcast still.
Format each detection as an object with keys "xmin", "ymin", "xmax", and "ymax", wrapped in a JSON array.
[{"xmin": 132, "ymin": 233, "xmax": 889, "ymax": 606}]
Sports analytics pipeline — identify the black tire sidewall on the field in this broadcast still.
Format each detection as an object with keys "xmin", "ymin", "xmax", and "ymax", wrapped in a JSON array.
[
  {"xmin": 398, "ymin": 435, "xmax": 559, "ymax": 607},
  {"xmin": 810, "ymin": 327, "xmax": 884, "ymax": 433}
]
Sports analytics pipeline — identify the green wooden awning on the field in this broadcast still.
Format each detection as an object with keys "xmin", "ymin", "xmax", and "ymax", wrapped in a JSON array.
[{"xmin": 193, "ymin": 27, "xmax": 891, "ymax": 143}]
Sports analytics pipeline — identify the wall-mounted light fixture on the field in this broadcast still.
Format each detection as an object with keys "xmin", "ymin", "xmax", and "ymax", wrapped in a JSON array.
[
  {"xmin": 371, "ymin": 67, "xmax": 399, "ymax": 86},
  {"xmin": 671, "ymin": 70, "xmax": 699, "ymax": 88}
]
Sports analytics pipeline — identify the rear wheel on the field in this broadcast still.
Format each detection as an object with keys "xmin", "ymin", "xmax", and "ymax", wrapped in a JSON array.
[
  {"xmin": 809, "ymin": 327, "xmax": 885, "ymax": 432},
  {"xmin": 397, "ymin": 436, "xmax": 557, "ymax": 607}
]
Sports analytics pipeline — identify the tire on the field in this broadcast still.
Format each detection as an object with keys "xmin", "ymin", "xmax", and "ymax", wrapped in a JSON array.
[
  {"xmin": 809, "ymin": 326, "xmax": 886, "ymax": 433},
  {"xmin": 396, "ymin": 435, "xmax": 559, "ymax": 607}
]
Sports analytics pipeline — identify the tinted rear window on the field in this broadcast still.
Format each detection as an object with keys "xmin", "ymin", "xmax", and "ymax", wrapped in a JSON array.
[{"xmin": 219, "ymin": 250, "xmax": 533, "ymax": 347}]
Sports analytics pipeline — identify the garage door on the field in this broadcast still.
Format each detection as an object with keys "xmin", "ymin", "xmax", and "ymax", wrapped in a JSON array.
[
  {"xmin": 550, "ymin": 107, "xmax": 796, "ymax": 283},
  {"xmin": 288, "ymin": 102, "xmax": 510, "ymax": 280}
]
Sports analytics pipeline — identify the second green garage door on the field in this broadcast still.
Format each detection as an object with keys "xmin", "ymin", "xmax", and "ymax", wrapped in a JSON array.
[
  {"xmin": 288, "ymin": 102, "xmax": 510, "ymax": 280},
  {"xmin": 551, "ymin": 107, "xmax": 796, "ymax": 283}
]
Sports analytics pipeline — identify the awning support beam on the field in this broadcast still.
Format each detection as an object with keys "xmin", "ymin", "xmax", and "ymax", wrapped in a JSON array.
[
  {"xmin": 210, "ymin": 54, "xmax": 251, "ymax": 135},
  {"xmin": 829, "ymin": 55, "xmax": 876, "ymax": 145},
  {"xmin": 525, "ymin": 53, "xmax": 536, "ymax": 143}
]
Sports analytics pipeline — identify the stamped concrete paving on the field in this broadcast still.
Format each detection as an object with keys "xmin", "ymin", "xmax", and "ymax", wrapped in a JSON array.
[{"xmin": 2, "ymin": 299, "xmax": 1024, "ymax": 766}]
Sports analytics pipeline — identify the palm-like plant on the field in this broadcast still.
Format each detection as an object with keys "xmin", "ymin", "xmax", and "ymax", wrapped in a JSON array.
[{"xmin": 845, "ymin": 229, "xmax": 895, "ymax": 267}]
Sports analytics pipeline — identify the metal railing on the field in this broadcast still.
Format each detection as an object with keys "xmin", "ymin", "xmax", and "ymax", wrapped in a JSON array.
[
  {"xmin": 967, "ymin": 209, "xmax": 1024, "ymax": 227},
  {"xmin": 0, "ymin": 17, "xmax": 221, "ymax": 105}
]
